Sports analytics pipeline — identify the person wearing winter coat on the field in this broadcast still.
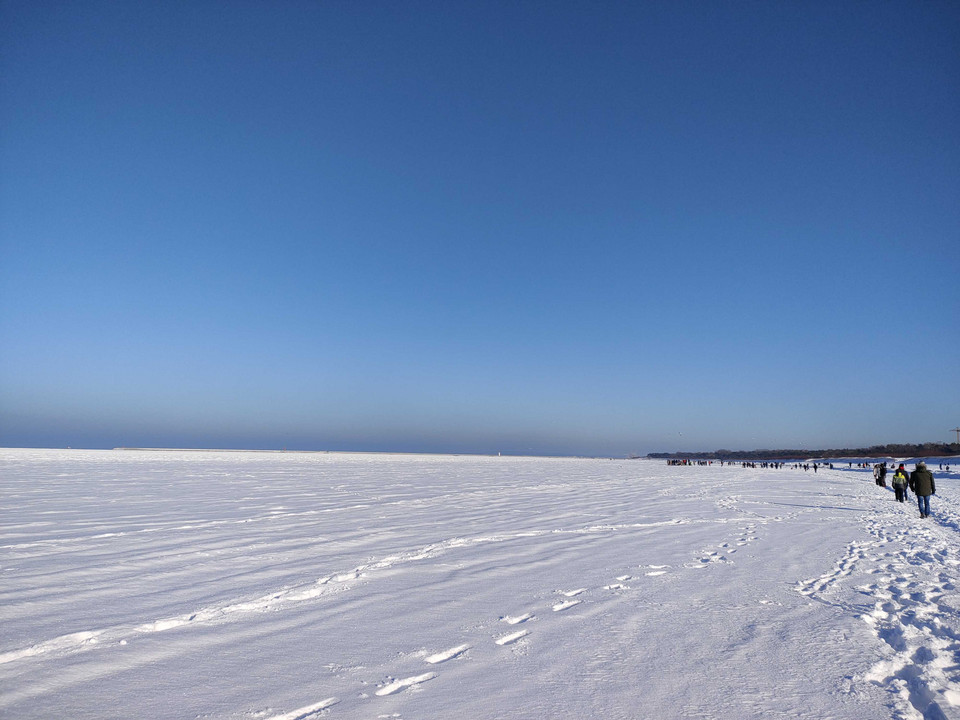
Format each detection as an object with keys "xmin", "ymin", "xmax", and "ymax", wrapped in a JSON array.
[
  {"xmin": 891, "ymin": 464, "xmax": 909, "ymax": 503},
  {"xmin": 909, "ymin": 461, "xmax": 936, "ymax": 518}
]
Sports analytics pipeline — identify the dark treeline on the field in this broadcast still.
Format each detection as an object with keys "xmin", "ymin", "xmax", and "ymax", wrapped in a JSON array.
[{"xmin": 646, "ymin": 442, "xmax": 960, "ymax": 461}]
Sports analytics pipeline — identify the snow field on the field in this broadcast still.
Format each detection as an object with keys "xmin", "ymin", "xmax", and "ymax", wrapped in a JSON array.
[{"xmin": 1, "ymin": 450, "xmax": 958, "ymax": 719}]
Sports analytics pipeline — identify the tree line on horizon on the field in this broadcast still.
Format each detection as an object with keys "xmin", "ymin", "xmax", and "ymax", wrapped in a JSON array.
[{"xmin": 645, "ymin": 442, "xmax": 960, "ymax": 461}]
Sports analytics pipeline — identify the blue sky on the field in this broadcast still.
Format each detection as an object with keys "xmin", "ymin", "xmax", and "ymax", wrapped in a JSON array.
[{"xmin": 2, "ymin": 1, "xmax": 958, "ymax": 456}]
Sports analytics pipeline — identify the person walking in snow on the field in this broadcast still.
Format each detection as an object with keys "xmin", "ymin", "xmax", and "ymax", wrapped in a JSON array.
[
  {"xmin": 891, "ymin": 464, "xmax": 909, "ymax": 503},
  {"xmin": 909, "ymin": 461, "xmax": 936, "ymax": 518}
]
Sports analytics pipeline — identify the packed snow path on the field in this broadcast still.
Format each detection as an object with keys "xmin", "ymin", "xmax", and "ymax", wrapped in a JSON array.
[{"xmin": 1, "ymin": 450, "xmax": 958, "ymax": 719}]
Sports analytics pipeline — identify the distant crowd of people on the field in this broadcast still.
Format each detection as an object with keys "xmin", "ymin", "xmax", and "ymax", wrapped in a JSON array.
[
  {"xmin": 872, "ymin": 461, "xmax": 937, "ymax": 518},
  {"xmin": 665, "ymin": 459, "xmax": 830, "ymax": 471},
  {"xmin": 664, "ymin": 457, "xmax": 940, "ymax": 520}
]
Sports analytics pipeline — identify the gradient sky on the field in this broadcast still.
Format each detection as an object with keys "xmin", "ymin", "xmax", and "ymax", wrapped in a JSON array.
[{"xmin": 2, "ymin": 1, "xmax": 959, "ymax": 457}]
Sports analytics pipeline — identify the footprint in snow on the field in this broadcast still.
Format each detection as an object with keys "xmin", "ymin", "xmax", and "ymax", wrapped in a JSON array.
[
  {"xmin": 375, "ymin": 672, "xmax": 437, "ymax": 696},
  {"xmin": 686, "ymin": 552, "xmax": 730, "ymax": 569},
  {"xmin": 261, "ymin": 697, "xmax": 339, "ymax": 720},
  {"xmin": 501, "ymin": 613, "xmax": 534, "ymax": 625},
  {"xmin": 424, "ymin": 644, "xmax": 470, "ymax": 665},
  {"xmin": 495, "ymin": 629, "xmax": 530, "ymax": 646},
  {"xmin": 552, "ymin": 599, "xmax": 582, "ymax": 612}
]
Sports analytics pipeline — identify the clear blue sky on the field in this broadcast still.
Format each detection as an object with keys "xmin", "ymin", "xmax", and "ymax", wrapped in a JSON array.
[{"xmin": 2, "ymin": 1, "xmax": 958, "ymax": 457}]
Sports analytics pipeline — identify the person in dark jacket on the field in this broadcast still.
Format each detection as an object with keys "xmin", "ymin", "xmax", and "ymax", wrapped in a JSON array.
[
  {"xmin": 909, "ymin": 461, "xmax": 936, "ymax": 518},
  {"xmin": 891, "ymin": 464, "xmax": 909, "ymax": 503}
]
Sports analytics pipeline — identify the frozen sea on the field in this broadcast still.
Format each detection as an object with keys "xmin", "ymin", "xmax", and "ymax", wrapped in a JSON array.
[{"xmin": 1, "ymin": 449, "xmax": 958, "ymax": 719}]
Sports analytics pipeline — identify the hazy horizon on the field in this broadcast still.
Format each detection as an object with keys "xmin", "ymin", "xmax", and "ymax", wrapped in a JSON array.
[{"xmin": 3, "ymin": 441, "xmax": 958, "ymax": 462}]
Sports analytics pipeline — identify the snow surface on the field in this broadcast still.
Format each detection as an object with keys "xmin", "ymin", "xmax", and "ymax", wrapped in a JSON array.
[{"xmin": 1, "ymin": 449, "xmax": 959, "ymax": 719}]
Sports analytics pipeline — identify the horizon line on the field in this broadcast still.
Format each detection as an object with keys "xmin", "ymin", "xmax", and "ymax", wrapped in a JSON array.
[{"xmin": 0, "ymin": 446, "xmax": 618, "ymax": 460}]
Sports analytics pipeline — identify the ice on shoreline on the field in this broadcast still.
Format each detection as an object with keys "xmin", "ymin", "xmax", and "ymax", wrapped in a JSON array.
[{"xmin": 1, "ymin": 449, "xmax": 958, "ymax": 719}]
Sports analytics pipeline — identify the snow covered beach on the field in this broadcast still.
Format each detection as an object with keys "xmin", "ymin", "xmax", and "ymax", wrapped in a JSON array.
[{"xmin": 1, "ymin": 449, "xmax": 958, "ymax": 719}]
